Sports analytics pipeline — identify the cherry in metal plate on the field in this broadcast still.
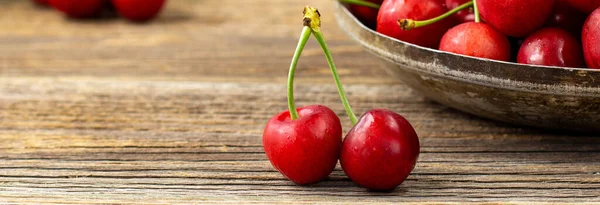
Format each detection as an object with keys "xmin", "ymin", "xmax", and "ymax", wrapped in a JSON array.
[{"xmin": 334, "ymin": 2, "xmax": 600, "ymax": 132}]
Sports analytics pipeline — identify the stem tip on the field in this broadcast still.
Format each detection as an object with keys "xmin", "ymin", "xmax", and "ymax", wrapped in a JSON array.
[
  {"xmin": 303, "ymin": 6, "xmax": 322, "ymax": 32},
  {"xmin": 397, "ymin": 19, "xmax": 416, "ymax": 30}
]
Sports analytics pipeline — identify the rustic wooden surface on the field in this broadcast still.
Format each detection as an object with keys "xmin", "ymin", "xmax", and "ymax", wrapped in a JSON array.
[{"xmin": 1, "ymin": 0, "xmax": 600, "ymax": 204}]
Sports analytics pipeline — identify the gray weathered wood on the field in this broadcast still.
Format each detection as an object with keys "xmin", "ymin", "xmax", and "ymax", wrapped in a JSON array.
[{"xmin": 0, "ymin": 0, "xmax": 599, "ymax": 204}]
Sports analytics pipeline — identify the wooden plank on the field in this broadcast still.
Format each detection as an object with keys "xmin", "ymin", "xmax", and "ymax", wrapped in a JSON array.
[
  {"xmin": 1, "ymin": 0, "xmax": 599, "ymax": 204},
  {"xmin": 1, "ymin": 77, "xmax": 600, "ymax": 203},
  {"xmin": 0, "ymin": 0, "xmax": 388, "ymax": 84}
]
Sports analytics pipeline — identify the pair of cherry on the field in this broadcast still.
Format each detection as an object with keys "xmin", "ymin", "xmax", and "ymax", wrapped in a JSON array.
[
  {"xmin": 262, "ymin": 7, "xmax": 420, "ymax": 191},
  {"xmin": 33, "ymin": 0, "xmax": 166, "ymax": 22},
  {"xmin": 350, "ymin": 0, "xmax": 599, "ymax": 69}
]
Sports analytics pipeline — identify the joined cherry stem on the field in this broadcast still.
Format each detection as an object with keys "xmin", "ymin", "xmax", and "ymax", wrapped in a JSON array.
[
  {"xmin": 398, "ymin": 1, "xmax": 474, "ymax": 30},
  {"xmin": 287, "ymin": 26, "xmax": 312, "ymax": 120},
  {"xmin": 304, "ymin": 6, "xmax": 359, "ymax": 125},
  {"xmin": 338, "ymin": 0, "xmax": 380, "ymax": 9},
  {"xmin": 473, "ymin": 0, "xmax": 481, "ymax": 23}
]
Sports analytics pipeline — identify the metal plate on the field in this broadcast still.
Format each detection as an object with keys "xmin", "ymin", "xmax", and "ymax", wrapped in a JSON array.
[{"xmin": 334, "ymin": 2, "xmax": 600, "ymax": 132}]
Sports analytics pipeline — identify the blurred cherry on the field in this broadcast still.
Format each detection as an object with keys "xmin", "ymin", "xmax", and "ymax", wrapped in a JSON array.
[
  {"xmin": 349, "ymin": 0, "xmax": 383, "ymax": 28},
  {"xmin": 112, "ymin": 0, "xmax": 166, "ymax": 22},
  {"xmin": 48, "ymin": 0, "xmax": 105, "ymax": 18}
]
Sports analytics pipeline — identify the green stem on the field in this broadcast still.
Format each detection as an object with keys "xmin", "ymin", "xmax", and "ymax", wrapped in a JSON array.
[
  {"xmin": 312, "ymin": 31, "xmax": 359, "ymax": 125},
  {"xmin": 303, "ymin": 6, "xmax": 358, "ymax": 124},
  {"xmin": 287, "ymin": 26, "xmax": 312, "ymax": 120},
  {"xmin": 398, "ymin": 1, "xmax": 474, "ymax": 30},
  {"xmin": 473, "ymin": 0, "xmax": 481, "ymax": 23},
  {"xmin": 339, "ymin": 0, "xmax": 380, "ymax": 9}
]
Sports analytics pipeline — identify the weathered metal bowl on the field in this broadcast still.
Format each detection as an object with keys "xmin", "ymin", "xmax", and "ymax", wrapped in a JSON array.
[{"xmin": 334, "ymin": 2, "xmax": 600, "ymax": 132}]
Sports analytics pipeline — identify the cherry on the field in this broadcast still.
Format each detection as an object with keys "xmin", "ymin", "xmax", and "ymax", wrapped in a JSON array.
[
  {"xmin": 582, "ymin": 8, "xmax": 600, "ymax": 69},
  {"xmin": 377, "ymin": 0, "xmax": 455, "ymax": 48},
  {"xmin": 340, "ymin": 109, "xmax": 419, "ymax": 191},
  {"xmin": 306, "ymin": 7, "xmax": 420, "ymax": 191},
  {"xmin": 562, "ymin": 0, "xmax": 600, "ymax": 14},
  {"xmin": 546, "ymin": 1, "xmax": 587, "ymax": 35},
  {"xmin": 439, "ymin": 22, "xmax": 511, "ymax": 61},
  {"xmin": 399, "ymin": 2, "xmax": 509, "ymax": 61},
  {"xmin": 517, "ymin": 28, "xmax": 585, "ymax": 68},
  {"xmin": 263, "ymin": 105, "xmax": 342, "ymax": 185},
  {"xmin": 445, "ymin": 0, "xmax": 474, "ymax": 23},
  {"xmin": 263, "ymin": 8, "xmax": 342, "ymax": 185},
  {"xmin": 112, "ymin": 0, "xmax": 166, "ymax": 22},
  {"xmin": 48, "ymin": 0, "xmax": 106, "ymax": 18},
  {"xmin": 476, "ymin": 0, "xmax": 555, "ymax": 37},
  {"xmin": 345, "ymin": 0, "xmax": 383, "ymax": 28}
]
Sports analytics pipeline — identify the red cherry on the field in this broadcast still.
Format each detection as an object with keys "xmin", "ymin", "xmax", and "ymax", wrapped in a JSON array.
[
  {"xmin": 349, "ymin": 0, "xmax": 383, "ymax": 28},
  {"xmin": 263, "ymin": 105, "xmax": 342, "ymax": 185},
  {"xmin": 112, "ymin": 0, "xmax": 166, "ymax": 22},
  {"xmin": 562, "ymin": 0, "xmax": 600, "ymax": 14},
  {"xmin": 477, "ymin": 0, "xmax": 555, "ymax": 37},
  {"xmin": 439, "ymin": 22, "xmax": 511, "ymax": 61},
  {"xmin": 583, "ymin": 8, "xmax": 600, "ymax": 69},
  {"xmin": 517, "ymin": 28, "xmax": 585, "ymax": 68},
  {"xmin": 546, "ymin": 1, "xmax": 587, "ymax": 35},
  {"xmin": 48, "ymin": 0, "xmax": 106, "ymax": 18},
  {"xmin": 340, "ymin": 109, "xmax": 420, "ymax": 191},
  {"xmin": 445, "ymin": 0, "xmax": 474, "ymax": 23},
  {"xmin": 377, "ymin": 0, "xmax": 455, "ymax": 48}
]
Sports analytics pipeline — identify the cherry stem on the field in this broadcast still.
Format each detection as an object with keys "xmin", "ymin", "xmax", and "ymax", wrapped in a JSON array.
[
  {"xmin": 287, "ymin": 26, "xmax": 312, "ymax": 120},
  {"xmin": 473, "ymin": 0, "xmax": 481, "ymax": 23},
  {"xmin": 398, "ymin": 1, "xmax": 473, "ymax": 30},
  {"xmin": 304, "ymin": 6, "xmax": 359, "ymax": 125},
  {"xmin": 338, "ymin": 0, "xmax": 380, "ymax": 9}
]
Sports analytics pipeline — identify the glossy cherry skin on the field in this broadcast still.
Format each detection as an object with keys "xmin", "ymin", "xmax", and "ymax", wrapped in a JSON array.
[
  {"xmin": 48, "ymin": 0, "xmax": 106, "ymax": 18},
  {"xmin": 477, "ymin": 0, "xmax": 555, "ymax": 37},
  {"xmin": 349, "ymin": 0, "xmax": 383, "ymax": 28},
  {"xmin": 546, "ymin": 1, "xmax": 587, "ymax": 36},
  {"xmin": 439, "ymin": 22, "xmax": 511, "ymax": 61},
  {"xmin": 562, "ymin": 0, "xmax": 600, "ymax": 14},
  {"xmin": 263, "ymin": 105, "xmax": 342, "ymax": 185},
  {"xmin": 583, "ymin": 8, "xmax": 600, "ymax": 69},
  {"xmin": 340, "ymin": 109, "xmax": 420, "ymax": 191},
  {"xmin": 517, "ymin": 28, "xmax": 585, "ymax": 68},
  {"xmin": 445, "ymin": 0, "xmax": 475, "ymax": 23},
  {"xmin": 112, "ymin": 0, "xmax": 166, "ymax": 22},
  {"xmin": 377, "ymin": 0, "xmax": 455, "ymax": 48}
]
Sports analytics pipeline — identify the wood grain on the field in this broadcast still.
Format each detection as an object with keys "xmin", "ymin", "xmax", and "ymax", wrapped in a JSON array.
[{"xmin": 1, "ymin": 0, "xmax": 600, "ymax": 204}]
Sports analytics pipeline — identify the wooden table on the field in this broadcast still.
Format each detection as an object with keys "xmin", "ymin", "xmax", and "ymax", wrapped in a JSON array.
[{"xmin": 1, "ymin": 0, "xmax": 599, "ymax": 204}]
